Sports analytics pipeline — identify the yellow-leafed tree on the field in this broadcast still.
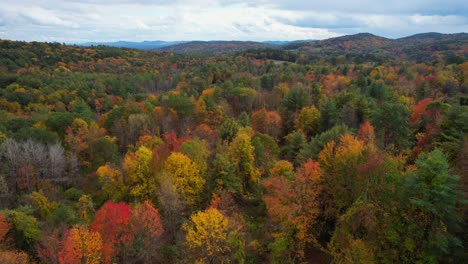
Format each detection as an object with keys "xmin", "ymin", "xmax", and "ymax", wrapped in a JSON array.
[
  {"xmin": 96, "ymin": 164, "xmax": 127, "ymax": 201},
  {"xmin": 227, "ymin": 128, "xmax": 261, "ymax": 193},
  {"xmin": 294, "ymin": 106, "xmax": 321, "ymax": 136},
  {"xmin": 183, "ymin": 208, "xmax": 230, "ymax": 263},
  {"xmin": 165, "ymin": 152, "xmax": 205, "ymax": 206},
  {"xmin": 123, "ymin": 146, "xmax": 155, "ymax": 200}
]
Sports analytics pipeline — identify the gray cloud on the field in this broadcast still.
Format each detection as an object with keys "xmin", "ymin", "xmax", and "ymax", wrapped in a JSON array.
[
  {"xmin": 263, "ymin": 0, "xmax": 468, "ymax": 15},
  {"xmin": 277, "ymin": 12, "xmax": 468, "ymax": 37},
  {"xmin": 233, "ymin": 22, "xmax": 255, "ymax": 34},
  {"xmin": 277, "ymin": 14, "xmax": 367, "ymax": 29}
]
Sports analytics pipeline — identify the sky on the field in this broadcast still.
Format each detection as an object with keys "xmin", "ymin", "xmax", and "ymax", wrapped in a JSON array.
[{"xmin": 0, "ymin": 0, "xmax": 467, "ymax": 43}]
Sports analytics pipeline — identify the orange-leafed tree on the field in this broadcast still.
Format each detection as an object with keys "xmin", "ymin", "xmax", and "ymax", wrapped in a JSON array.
[
  {"xmin": 129, "ymin": 200, "xmax": 164, "ymax": 262},
  {"xmin": 251, "ymin": 109, "xmax": 282, "ymax": 139},
  {"xmin": 131, "ymin": 200, "xmax": 164, "ymax": 239},
  {"xmin": 193, "ymin": 123, "xmax": 217, "ymax": 144},
  {"xmin": 410, "ymin": 98, "xmax": 433, "ymax": 123},
  {"xmin": 90, "ymin": 201, "xmax": 133, "ymax": 263},
  {"xmin": 58, "ymin": 225, "xmax": 102, "ymax": 264},
  {"xmin": 263, "ymin": 176, "xmax": 294, "ymax": 226},
  {"xmin": 64, "ymin": 118, "xmax": 89, "ymax": 155},
  {"xmin": 292, "ymin": 159, "xmax": 324, "ymax": 244},
  {"xmin": 357, "ymin": 120, "xmax": 375, "ymax": 145},
  {"xmin": 0, "ymin": 213, "xmax": 11, "ymax": 247},
  {"xmin": 0, "ymin": 251, "xmax": 31, "ymax": 263},
  {"xmin": 263, "ymin": 159, "xmax": 324, "ymax": 259}
]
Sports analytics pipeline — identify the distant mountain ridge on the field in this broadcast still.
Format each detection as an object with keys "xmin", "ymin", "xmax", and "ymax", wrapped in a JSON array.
[
  {"xmin": 77, "ymin": 32, "xmax": 467, "ymax": 55},
  {"xmin": 80, "ymin": 39, "xmax": 316, "ymax": 52},
  {"xmin": 80, "ymin": 40, "xmax": 187, "ymax": 50},
  {"xmin": 155, "ymin": 41, "xmax": 273, "ymax": 54},
  {"xmin": 263, "ymin": 39, "xmax": 316, "ymax": 46}
]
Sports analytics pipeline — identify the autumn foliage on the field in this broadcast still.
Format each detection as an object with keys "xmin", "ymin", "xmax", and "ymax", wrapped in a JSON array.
[
  {"xmin": 0, "ymin": 37, "xmax": 465, "ymax": 263},
  {"xmin": 90, "ymin": 201, "xmax": 133, "ymax": 263},
  {"xmin": 263, "ymin": 159, "xmax": 324, "ymax": 257},
  {"xmin": 183, "ymin": 208, "xmax": 231, "ymax": 263},
  {"xmin": 0, "ymin": 214, "xmax": 11, "ymax": 247},
  {"xmin": 251, "ymin": 109, "xmax": 282, "ymax": 139},
  {"xmin": 58, "ymin": 225, "xmax": 103, "ymax": 264},
  {"xmin": 131, "ymin": 200, "xmax": 164, "ymax": 239}
]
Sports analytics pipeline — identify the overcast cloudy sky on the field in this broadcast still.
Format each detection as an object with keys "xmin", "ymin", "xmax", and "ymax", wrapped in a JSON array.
[{"xmin": 0, "ymin": 0, "xmax": 467, "ymax": 43}]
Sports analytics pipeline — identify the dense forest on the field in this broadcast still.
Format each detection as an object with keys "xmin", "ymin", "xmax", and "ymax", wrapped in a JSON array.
[{"xmin": 0, "ymin": 35, "xmax": 466, "ymax": 263}]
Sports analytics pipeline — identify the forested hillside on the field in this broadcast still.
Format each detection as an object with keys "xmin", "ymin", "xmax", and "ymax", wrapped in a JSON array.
[
  {"xmin": 157, "ymin": 41, "xmax": 271, "ymax": 54},
  {"xmin": 286, "ymin": 33, "xmax": 468, "ymax": 64},
  {"xmin": 0, "ymin": 37, "xmax": 466, "ymax": 263}
]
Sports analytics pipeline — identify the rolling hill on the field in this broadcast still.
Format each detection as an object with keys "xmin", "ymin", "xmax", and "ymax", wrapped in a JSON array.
[
  {"xmin": 282, "ymin": 32, "xmax": 467, "ymax": 62},
  {"xmin": 156, "ymin": 41, "xmax": 272, "ymax": 54},
  {"xmin": 291, "ymin": 33, "xmax": 392, "ymax": 53},
  {"xmin": 395, "ymin": 32, "xmax": 468, "ymax": 45}
]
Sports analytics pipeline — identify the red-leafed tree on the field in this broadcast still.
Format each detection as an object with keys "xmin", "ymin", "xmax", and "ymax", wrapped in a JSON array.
[
  {"xmin": 410, "ymin": 99, "xmax": 445, "ymax": 157},
  {"xmin": 152, "ymin": 132, "xmax": 189, "ymax": 171},
  {"xmin": 36, "ymin": 229, "xmax": 62, "ymax": 264},
  {"xmin": 90, "ymin": 201, "xmax": 133, "ymax": 263},
  {"xmin": 209, "ymin": 191, "xmax": 237, "ymax": 217},
  {"xmin": 410, "ymin": 98, "xmax": 433, "ymax": 123},
  {"xmin": 162, "ymin": 132, "xmax": 188, "ymax": 151}
]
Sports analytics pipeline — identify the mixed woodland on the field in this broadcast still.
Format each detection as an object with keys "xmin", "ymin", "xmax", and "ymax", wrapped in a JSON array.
[{"xmin": 0, "ymin": 34, "xmax": 466, "ymax": 263}]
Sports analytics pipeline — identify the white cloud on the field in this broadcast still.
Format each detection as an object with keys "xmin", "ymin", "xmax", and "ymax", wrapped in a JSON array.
[
  {"xmin": 19, "ymin": 6, "xmax": 79, "ymax": 27},
  {"xmin": 0, "ymin": 0, "xmax": 466, "ymax": 42}
]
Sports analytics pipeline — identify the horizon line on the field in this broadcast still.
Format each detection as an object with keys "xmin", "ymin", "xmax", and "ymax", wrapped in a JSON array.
[{"xmin": 1, "ymin": 31, "xmax": 466, "ymax": 45}]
